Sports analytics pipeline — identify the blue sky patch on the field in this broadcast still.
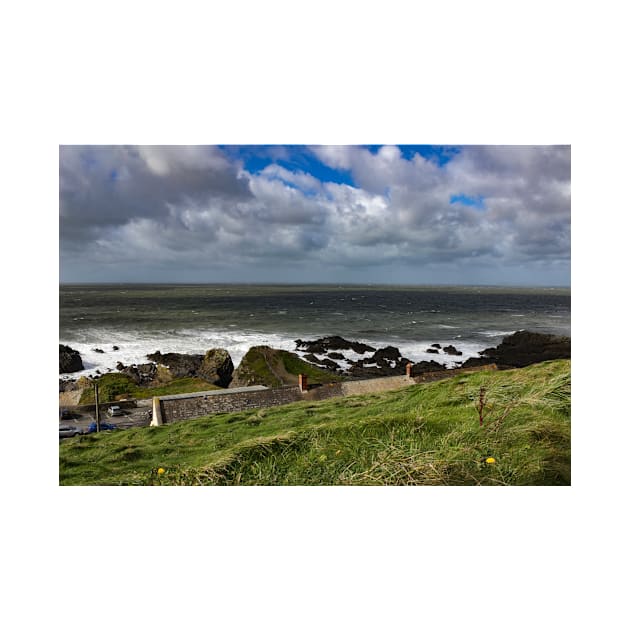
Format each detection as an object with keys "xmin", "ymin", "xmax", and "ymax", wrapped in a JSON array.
[
  {"xmin": 365, "ymin": 145, "xmax": 461, "ymax": 166},
  {"xmin": 221, "ymin": 145, "xmax": 355, "ymax": 186},
  {"xmin": 450, "ymin": 193, "xmax": 486, "ymax": 210}
]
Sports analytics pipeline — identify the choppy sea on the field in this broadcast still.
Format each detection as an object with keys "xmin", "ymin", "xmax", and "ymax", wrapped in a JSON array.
[{"xmin": 59, "ymin": 284, "xmax": 571, "ymax": 378}]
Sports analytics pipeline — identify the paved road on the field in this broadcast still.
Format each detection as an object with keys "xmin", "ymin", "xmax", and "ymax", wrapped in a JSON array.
[{"xmin": 59, "ymin": 400, "xmax": 153, "ymax": 437}]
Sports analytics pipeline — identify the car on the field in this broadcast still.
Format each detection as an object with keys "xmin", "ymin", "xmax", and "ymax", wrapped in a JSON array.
[
  {"xmin": 107, "ymin": 405, "xmax": 124, "ymax": 417},
  {"xmin": 86, "ymin": 421, "xmax": 117, "ymax": 433},
  {"xmin": 59, "ymin": 408, "xmax": 75, "ymax": 420},
  {"xmin": 59, "ymin": 424, "xmax": 82, "ymax": 438}
]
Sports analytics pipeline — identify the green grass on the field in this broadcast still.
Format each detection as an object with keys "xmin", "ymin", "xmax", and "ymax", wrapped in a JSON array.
[
  {"xmin": 60, "ymin": 359, "xmax": 570, "ymax": 486},
  {"xmin": 279, "ymin": 350, "xmax": 344, "ymax": 384},
  {"xmin": 78, "ymin": 373, "xmax": 220, "ymax": 404},
  {"xmin": 232, "ymin": 346, "xmax": 343, "ymax": 388}
]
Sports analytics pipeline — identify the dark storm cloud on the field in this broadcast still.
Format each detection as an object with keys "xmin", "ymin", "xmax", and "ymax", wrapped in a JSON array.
[
  {"xmin": 59, "ymin": 145, "xmax": 570, "ymax": 284},
  {"xmin": 60, "ymin": 145, "xmax": 252, "ymax": 238}
]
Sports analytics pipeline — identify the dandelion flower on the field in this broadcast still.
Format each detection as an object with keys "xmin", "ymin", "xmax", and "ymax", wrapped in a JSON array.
[
  {"xmin": 485, "ymin": 457, "xmax": 496, "ymax": 464},
  {"xmin": 157, "ymin": 467, "xmax": 165, "ymax": 474}
]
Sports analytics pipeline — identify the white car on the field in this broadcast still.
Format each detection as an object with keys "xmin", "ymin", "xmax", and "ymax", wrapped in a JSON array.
[
  {"xmin": 59, "ymin": 424, "xmax": 82, "ymax": 438},
  {"xmin": 107, "ymin": 405, "xmax": 124, "ymax": 417}
]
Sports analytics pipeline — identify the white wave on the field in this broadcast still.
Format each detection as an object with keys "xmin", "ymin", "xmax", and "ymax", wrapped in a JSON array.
[
  {"xmin": 60, "ymin": 326, "xmax": 494, "ymax": 379},
  {"xmin": 60, "ymin": 327, "xmax": 301, "ymax": 378}
]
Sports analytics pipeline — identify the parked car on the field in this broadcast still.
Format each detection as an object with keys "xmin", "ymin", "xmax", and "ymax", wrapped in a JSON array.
[
  {"xmin": 107, "ymin": 405, "xmax": 124, "ymax": 417},
  {"xmin": 59, "ymin": 408, "xmax": 75, "ymax": 420},
  {"xmin": 59, "ymin": 424, "xmax": 82, "ymax": 438},
  {"xmin": 87, "ymin": 421, "xmax": 117, "ymax": 433}
]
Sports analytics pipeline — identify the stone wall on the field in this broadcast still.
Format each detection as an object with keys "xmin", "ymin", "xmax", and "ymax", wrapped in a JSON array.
[
  {"xmin": 157, "ymin": 385, "xmax": 303, "ymax": 424},
  {"xmin": 301, "ymin": 382, "xmax": 345, "ymax": 402},
  {"xmin": 151, "ymin": 364, "xmax": 499, "ymax": 426}
]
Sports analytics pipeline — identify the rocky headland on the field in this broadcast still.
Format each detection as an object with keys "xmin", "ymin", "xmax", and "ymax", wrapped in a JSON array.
[{"xmin": 58, "ymin": 330, "xmax": 571, "ymax": 397}]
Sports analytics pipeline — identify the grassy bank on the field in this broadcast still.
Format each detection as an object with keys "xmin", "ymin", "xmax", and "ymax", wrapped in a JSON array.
[
  {"xmin": 60, "ymin": 359, "xmax": 570, "ymax": 486},
  {"xmin": 78, "ymin": 373, "xmax": 221, "ymax": 404}
]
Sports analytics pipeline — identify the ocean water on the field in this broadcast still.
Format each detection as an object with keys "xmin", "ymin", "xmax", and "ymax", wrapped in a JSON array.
[{"xmin": 59, "ymin": 284, "xmax": 571, "ymax": 378}]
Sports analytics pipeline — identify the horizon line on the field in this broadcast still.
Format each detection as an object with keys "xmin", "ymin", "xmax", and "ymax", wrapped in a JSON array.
[{"xmin": 59, "ymin": 281, "xmax": 571, "ymax": 289}]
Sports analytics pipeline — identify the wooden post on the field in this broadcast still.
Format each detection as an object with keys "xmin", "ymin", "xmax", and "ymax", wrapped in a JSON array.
[
  {"xmin": 94, "ymin": 382, "xmax": 101, "ymax": 433},
  {"xmin": 405, "ymin": 363, "xmax": 413, "ymax": 377}
]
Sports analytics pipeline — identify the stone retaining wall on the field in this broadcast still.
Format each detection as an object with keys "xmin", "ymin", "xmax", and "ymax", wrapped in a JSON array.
[
  {"xmin": 150, "ymin": 364, "xmax": 499, "ymax": 426},
  {"xmin": 156, "ymin": 385, "xmax": 303, "ymax": 424}
]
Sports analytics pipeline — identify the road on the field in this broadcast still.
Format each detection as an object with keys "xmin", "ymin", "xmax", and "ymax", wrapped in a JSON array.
[{"xmin": 59, "ymin": 399, "xmax": 153, "ymax": 437}]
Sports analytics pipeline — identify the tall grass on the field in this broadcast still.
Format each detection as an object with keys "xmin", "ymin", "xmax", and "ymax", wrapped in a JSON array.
[{"xmin": 60, "ymin": 359, "xmax": 570, "ymax": 486}]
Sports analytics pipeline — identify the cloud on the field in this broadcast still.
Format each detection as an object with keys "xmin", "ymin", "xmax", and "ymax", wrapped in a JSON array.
[{"xmin": 59, "ymin": 145, "xmax": 570, "ymax": 284}]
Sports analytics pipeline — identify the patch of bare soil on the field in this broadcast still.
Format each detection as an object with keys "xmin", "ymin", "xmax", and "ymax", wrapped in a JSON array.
[{"xmin": 59, "ymin": 390, "xmax": 82, "ymax": 406}]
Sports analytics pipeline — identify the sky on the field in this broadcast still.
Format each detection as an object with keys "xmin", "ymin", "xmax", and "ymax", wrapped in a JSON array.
[{"xmin": 59, "ymin": 144, "xmax": 570, "ymax": 286}]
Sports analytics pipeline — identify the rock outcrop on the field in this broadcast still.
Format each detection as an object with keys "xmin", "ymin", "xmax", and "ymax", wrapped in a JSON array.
[
  {"xmin": 59, "ymin": 344, "xmax": 84, "ymax": 373},
  {"xmin": 118, "ymin": 362, "xmax": 158, "ymax": 385},
  {"xmin": 230, "ymin": 346, "xmax": 341, "ymax": 389},
  {"xmin": 461, "ymin": 330, "xmax": 571, "ymax": 369},
  {"xmin": 295, "ymin": 336, "xmax": 376, "ymax": 355},
  {"xmin": 145, "ymin": 351, "xmax": 204, "ymax": 378},
  {"xmin": 143, "ymin": 348, "xmax": 234, "ymax": 385},
  {"xmin": 409, "ymin": 360, "xmax": 448, "ymax": 375},
  {"xmin": 443, "ymin": 345, "xmax": 463, "ymax": 356},
  {"xmin": 197, "ymin": 348, "xmax": 234, "ymax": 387}
]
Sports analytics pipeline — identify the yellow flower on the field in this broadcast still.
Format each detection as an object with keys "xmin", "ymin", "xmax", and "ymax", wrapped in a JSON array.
[
  {"xmin": 157, "ymin": 467, "xmax": 165, "ymax": 474},
  {"xmin": 485, "ymin": 457, "xmax": 496, "ymax": 464}
]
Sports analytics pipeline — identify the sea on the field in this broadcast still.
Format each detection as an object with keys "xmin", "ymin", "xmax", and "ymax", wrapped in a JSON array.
[{"xmin": 59, "ymin": 284, "xmax": 571, "ymax": 378}]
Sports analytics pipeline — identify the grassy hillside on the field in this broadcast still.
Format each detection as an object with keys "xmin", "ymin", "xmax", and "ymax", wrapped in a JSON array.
[
  {"xmin": 78, "ymin": 373, "xmax": 221, "ymax": 404},
  {"xmin": 230, "ymin": 346, "xmax": 344, "ymax": 388},
  {"xmin": 60, "ymin": 359, "xmax": 570, "ymax": 486}
]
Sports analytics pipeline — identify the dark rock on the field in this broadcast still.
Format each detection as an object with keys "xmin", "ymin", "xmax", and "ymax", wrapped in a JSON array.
[
  {"xmin": 296, "ymin": 336, "xmax": 376, "ymax": 355},
  {"xmin": 59, "ymin": 378, "xmax": 78, "ymax": 392},
  {"xmin": 431, "ymin": 343, "xmax": 442, "ymax": 349},
  {"xmin": 371, "ymin": 346, "xmax": 402, "ymax": 367},
  {"xmin": 59, "ymin": 344, "xmax": 84, "ymax": 373},
  {"xmin": 303, "ymin": 353, "xmax": 323, "ymax": 364},
  {"xmin": 328, "ymin": 352, "xmax": 345, "ymax": 360},
  {"xmin": 479, "ymin": 330, "xmax": 571, "ymax": 368},
  {"xmin": 426, "ymin": 348, "xmax": 440, "ymax": 354},
  {"xmin": 112, "ymin": 345, "xmax": 119, "ymax": 351},
  {"xmin": 410, "ymin": 360, "xmax": 447, "ymax": 375},
  {"xmin": 443, "ymin": 345, "xmax": 463, "ymax": 356},
  {"xmin": 319, "ymin": 358, "xmax": 341, "ymax": 370},
  {"xmin": 93, "ymin": 348, "xmax": 105, "ymax": 354},
  {"xmin": 116, "ymin": 361, "xmax": 126, "ymax": 371},
  {"xmin": 347, "ymin": 345, "xmax": 411, "ymax": 377},
  {"xmin": 460, "ymin": 357, "xmax": 495, "ymax": 368},
  {"xmin": 146, "ymin": 351, "xmax": 203, "ymax": 378},
  {"xmin": 119, "ymin": 362, "xmax": 158, "ymax": 385},
  {"xmin": 197, "ymin": 348, "xmax": 234, "ymax": 387}
]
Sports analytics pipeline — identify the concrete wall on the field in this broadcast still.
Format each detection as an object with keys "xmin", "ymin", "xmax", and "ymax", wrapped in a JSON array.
[{"xmin": 340, "ymin": 375, "xmax": 412, "ymax": 396}]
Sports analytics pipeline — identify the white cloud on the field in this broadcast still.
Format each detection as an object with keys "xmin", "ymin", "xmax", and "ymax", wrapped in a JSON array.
[{"xmin": 60, "ymin": 145, "xmax": 570, "ymax": 284}]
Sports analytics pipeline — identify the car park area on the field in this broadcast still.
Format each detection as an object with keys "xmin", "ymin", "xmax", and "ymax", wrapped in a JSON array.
[{"xmin": 58, "ymin": 400, "xmax": 153, "ymax": 438}]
